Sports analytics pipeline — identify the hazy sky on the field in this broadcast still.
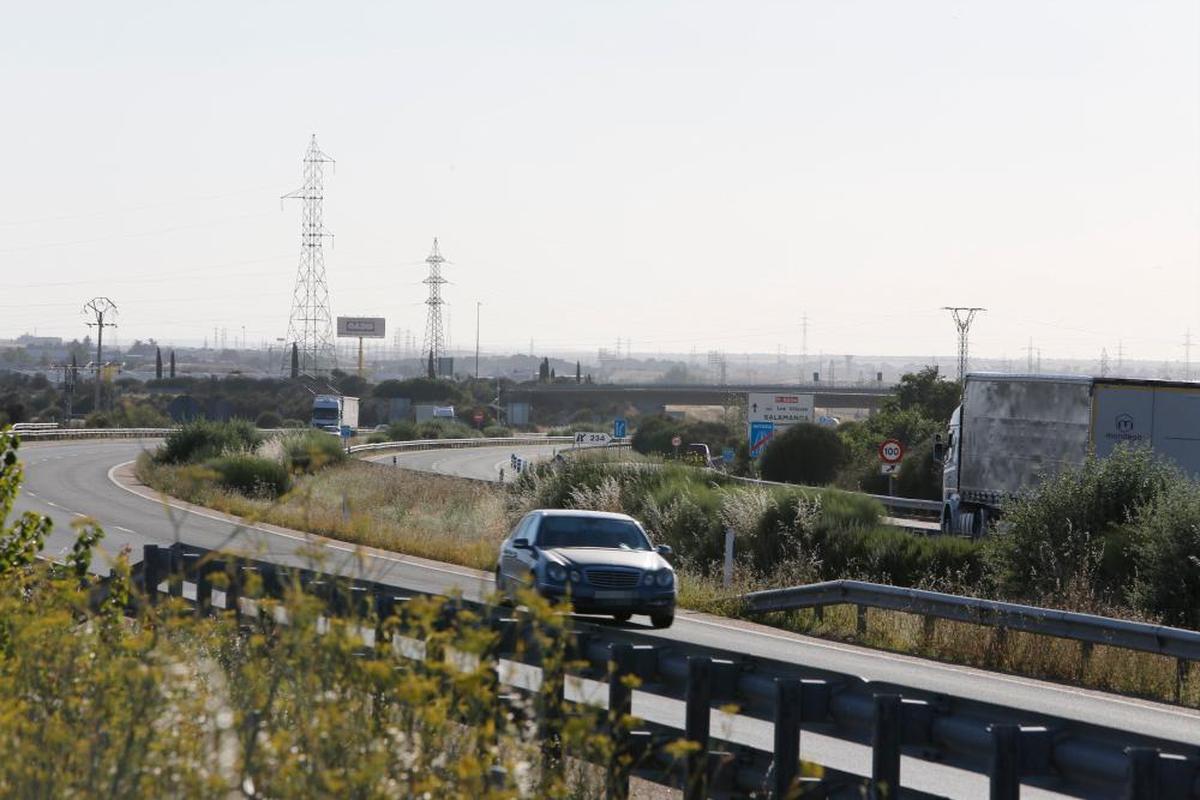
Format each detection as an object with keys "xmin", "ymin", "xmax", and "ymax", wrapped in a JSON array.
[{"xmin": 3, "ymin": 1, "xmax": 1198, "ymax": 363}]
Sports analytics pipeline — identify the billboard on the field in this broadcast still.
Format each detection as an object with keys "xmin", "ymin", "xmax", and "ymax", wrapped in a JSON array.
[{"xmin": 336, "ymin": 317, "xmax": 386, "ymax": 338}]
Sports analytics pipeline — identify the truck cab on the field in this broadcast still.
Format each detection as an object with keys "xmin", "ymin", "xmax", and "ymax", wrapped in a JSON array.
[
  {"xmin": 934, "ymin": 406, "xmax": 964, "ymax": 533},
  {"xmin": 311, "ymin": 395, "xmax": 342, "ymax": 431}
]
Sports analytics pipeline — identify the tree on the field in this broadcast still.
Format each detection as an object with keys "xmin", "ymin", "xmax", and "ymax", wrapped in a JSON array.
[
  {"xmin": 169, "ymin": 350, "xmax": 176, "ymax": 378},
  {"xmin": 759, "ymin": 423, "xmax": 847, "ymax": 486},
  {"xmin": 427, "ymin": 350, "xmax": 436, "ymax": 380},
  {"xmin": 538, "ymin": 358, "xmax": 550, "ymax": 383},
  {"xmin": 886, "ymin": 366, "xmax": 961, "ymax": 422},
  {"xmin": 155, "ymin": 347, "xmax": 163, "ymax": 380},
  {"xmin": 575, "ymin": 361, "xmax": 581, "ymax": 384},
  {"xmin": 290, "ymin": 344, "xmax": 299, "ymax": 379}
]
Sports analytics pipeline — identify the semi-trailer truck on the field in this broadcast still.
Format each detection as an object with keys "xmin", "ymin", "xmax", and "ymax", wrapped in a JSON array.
[
  {"xmin": 935, "ymin": 373, "xmax": 1200, "ymax": 534},
  {"xmin": 311, "ymin": 394, "xmax": 359, "ymax": 433}
]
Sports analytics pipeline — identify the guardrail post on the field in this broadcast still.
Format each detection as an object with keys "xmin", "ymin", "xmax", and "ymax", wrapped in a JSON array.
[
  {"xmin": 142, "ymin": 544, "xmax": 162, "ymax": 605},
  {"xmin": 722, "ymin": 527, "xmax": 735, "ymax": 589},
  {"xmin": 988, "ymin": 724, "xmax": 1020, "ymax": 800},
  {"xmin": 539, "ymin": 629, "xmax": 565, "ymax": 776},
  {"xmin": 168, "ymin": 546, "xmax": 184, "ymax": 598},
  {"xmin": 921, "ymin": 615, "xmax": 936, "ymax": 649},
  {"xmin": 856, "ymin": 604, "xmax": 868, "ymax": 637},
  {"xmin": 1078, "ymin": 641, "xmax": 1093, "ymax": 683},
  {"xmin": 607, "ymin": 643, "xmax": 636, "ymax": 800},
  {"xmin": 195, "ymin": 561, "xmax": 214, "ymax": 616},
  {"xmin": 773, "ymin": 678, "xmax": 802, "ymax": 799},
  {"xmin": 1175, "ymin": 659, "xmax": 1190, "ymax": 704},
  {"xmin": 871, "ymin": 694, "xmax": 902, "ymax": 799},
  {"xmin": 684, "ymin": 656, "xmax": 712, "ymax": 800},
  {"xmin": 1125, "ymin": 747, "xmax": 1159, "ymax": 799}
]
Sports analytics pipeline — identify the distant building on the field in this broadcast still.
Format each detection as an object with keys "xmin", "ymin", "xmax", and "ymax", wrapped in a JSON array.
[{"xmin": 17, "ymin": 334, "xmax": 64, "ymax": 348}]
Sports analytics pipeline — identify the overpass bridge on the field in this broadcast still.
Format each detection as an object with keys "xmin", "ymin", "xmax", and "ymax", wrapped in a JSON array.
[{"xmin": 506, "ymin": 382, "xmax": 895, "ymax": 414}]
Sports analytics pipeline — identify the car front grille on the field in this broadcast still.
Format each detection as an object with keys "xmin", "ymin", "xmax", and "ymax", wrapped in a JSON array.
[{"xmin": 584, "ymin": 568, "xmax": 641, "ymax": 589}]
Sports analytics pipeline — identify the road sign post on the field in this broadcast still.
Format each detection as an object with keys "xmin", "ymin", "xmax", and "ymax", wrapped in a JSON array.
[
  {"xmin": 613, "ymin": 418, "xmax": 627, "ymax": 439},
  {"xmin": 671, "ymin": 434, "xmax": 682, "ymax": 458},
  {"xmin": 879, "ymin": 439, "xmax": 904, "ymax": 496}
]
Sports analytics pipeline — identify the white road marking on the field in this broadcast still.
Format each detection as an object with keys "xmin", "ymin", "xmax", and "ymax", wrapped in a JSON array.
[{"xmin": 115, "ymin": 526, "xmax": 137, "ymax": 534}]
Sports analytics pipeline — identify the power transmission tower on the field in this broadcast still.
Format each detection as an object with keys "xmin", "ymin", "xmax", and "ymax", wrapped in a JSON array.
[
  {"xmin": 421, "ymin": 238, "xmax": 448, "ymax": 373},
  {"xmin": 281, "ymin": 134, "xmax": 337, "ymax": 377},
  {"xmin": 82, "ymin": 297, "xmax": 117, "ymax": 413},
  {"xmin": 943, "ymin": 306, "xmax": 985, "ymax": 384},
  {"xmin": 1100, "ymin": 347, "xmax": 1109, "ymax": 377}
]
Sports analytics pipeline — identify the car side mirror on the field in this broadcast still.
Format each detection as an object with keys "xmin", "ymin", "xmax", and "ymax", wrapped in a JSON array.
[
  {"xmin": 655, "ymin": 544, "xmax": 673, "ymax": 557},
  {"xmin": 512, "ymin": 538, "xmax": 532, "ymax": 550},
  {"xmin": 932, "ymin": 435, "xmax": 946, "ymax": 464}
]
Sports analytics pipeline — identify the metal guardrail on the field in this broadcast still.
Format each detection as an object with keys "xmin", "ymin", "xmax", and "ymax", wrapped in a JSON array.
[
  {"xmin": 744, "ymin": 579, "xmax": 1200, "ymax": 701},
  {"xmin": 722, "ymin": 472, "xmax": 943, "ymax": 516},
  {"xmin": 123, "ymin": 542, "xmax": 1200, "ymax": 798},
  {"xmin": 16, "ymin": 427, "xmax": 177, "ymax": 440},
  {"xmin": 349, "ymin": 435, "xmax": 630, "ymax": 455}
]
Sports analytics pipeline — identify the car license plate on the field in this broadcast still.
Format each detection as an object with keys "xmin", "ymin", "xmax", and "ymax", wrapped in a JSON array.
[{"xmin": 593, "ymin": 591, "xmax": 632, "ymax": 600}]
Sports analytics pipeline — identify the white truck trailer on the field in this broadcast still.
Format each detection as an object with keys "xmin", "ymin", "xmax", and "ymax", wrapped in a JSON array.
[
  {"xmin": 936, "ymin": 374, "xmax": 1200, "ymax": 534},
  {"xmin": 311, "ymin": 394, "xmax": 360, "ymax": 433}
]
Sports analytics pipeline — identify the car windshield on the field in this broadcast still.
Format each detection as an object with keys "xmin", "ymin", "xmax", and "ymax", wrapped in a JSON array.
[{"xmin": 536, "ymin": 516, "xmax": 650, "ymax": 551}]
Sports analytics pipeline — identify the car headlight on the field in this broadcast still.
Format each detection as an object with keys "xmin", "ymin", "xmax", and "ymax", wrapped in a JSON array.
[
  {"xmin": 655, "ymin": 570, "xmax": 674, "ymax": 587},
  {"xmin": 546, "ymin": 563, "xmax": 567, "ymax": 583},
  {"xmin": 569, "ymin": 570, "xmax": 582, "ymax": 583},
  {"xmin": 642, "ymin": 572, "xmax": 655, "ymax": 586}
]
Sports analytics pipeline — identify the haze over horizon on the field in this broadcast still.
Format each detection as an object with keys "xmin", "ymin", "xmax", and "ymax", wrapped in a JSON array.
[{"xmin": 3, "ymin": 2, "xmax": 1197, "ymax": 364}]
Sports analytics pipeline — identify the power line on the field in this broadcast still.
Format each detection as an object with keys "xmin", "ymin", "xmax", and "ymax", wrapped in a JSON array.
[
  {"xmin": 281, "ymin": 134, "xmax": 337, "ymax": 377},
  {"xmin": 943, "ymin": 306, "xmax": 985, "ymax": 383}
]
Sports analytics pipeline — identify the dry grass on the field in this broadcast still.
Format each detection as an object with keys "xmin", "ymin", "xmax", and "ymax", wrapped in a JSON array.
[
  {"xmin": 138, "ymin": 455, "xmax": 1200, "ymax": 708},
  {"xmin": 137, "ymin": 455, "xmax": 510, "ymax": 572}
]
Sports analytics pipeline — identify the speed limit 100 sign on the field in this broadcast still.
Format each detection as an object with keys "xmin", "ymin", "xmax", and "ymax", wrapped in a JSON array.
[{"xmin": 879, "ymin": 439, "xmax": 904, "ymax": 463}]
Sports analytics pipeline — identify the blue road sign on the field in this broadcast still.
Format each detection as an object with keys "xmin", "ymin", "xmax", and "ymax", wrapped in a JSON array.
[
  {"xmin": 749, "ymin": 421, "xmax": 774, "ymax": 459},
  {"xmin": 613, "ymin": 418, "xmax": 627, "ymax": 439},
  {"xmin": 722, "ymin": 447, "xmax": 736, "ymax": 463},
  {"xmin": 339, "ymin": 425, "xmax": 352, "ymax": 440}
]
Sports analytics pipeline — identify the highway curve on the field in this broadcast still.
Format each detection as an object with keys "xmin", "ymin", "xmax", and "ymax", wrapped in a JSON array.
[
  {"xmin": 13, "ymin": 439, "xmax": 1200, "ymax": 798},
  {"xmin": 362, "ymin": 441, "xmax": 564, "ymax": 482}
]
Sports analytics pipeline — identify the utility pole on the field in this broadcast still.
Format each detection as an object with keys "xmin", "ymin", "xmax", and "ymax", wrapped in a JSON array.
[
  {"xmin": 1025, "ymin": 338, "xmax": 1035, "ymax": 373},
  {"xmin": 281, "ymin": 134, "xmax": 337, "ymax": 376},
  {"xmin": 475, "ymin": 301, "xmax": 481, "ymax": 379},
  {"xmin": 943, "ymin": 306, "xmax": 985, "ymax": 384},
  {"xmin": 82, "ymin": 297, "xmax": 117, "ymax": 413},
  {"xmin": 1100, "ymin": 347, "xmax": 1109, "ymax": 377}
]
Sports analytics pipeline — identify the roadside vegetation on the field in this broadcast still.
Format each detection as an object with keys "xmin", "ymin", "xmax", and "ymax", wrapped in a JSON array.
[
  {"xmin": 131, "ymin": 421, "xmax": 1200, "ymax": 706},
  {"xmin": 2, "ymin": 427, "xmax": 666, "ymax": 798}
]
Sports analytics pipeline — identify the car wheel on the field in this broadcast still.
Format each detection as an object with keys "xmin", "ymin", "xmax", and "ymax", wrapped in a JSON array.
[
  {"xmin": 650, "ymin": 610, "xmax": 674, "ymax": 629},
  {"xmin": 494, "ymin": 567, "xmax": 513, "ymax": 606},
  {"xmin": 611, "ymin": 612, "xmax": 632, "ymax": 623}
]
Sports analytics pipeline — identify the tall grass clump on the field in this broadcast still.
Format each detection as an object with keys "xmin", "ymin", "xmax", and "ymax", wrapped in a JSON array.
[
  {"xmin": 207, "ymin": 453, "xmax": 291, "ymax": 498},
  {"xmin": 157, "ymin": 418, "xmax": 261, "ymax": 464},
  {"xmin": 279, "ymin": 429, "xmax": 347, "ymax": 473}
]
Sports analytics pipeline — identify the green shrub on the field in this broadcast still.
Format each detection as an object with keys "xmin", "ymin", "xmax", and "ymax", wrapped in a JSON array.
[
  {"xmin": 207, "ymin": 454, "xmax": 291, "ymax": 497},
  {"xmin": 631, "ymin": 416, "xmax": 738, "ymax": 457},
  {"xmin": 383, "ymin": 420, "xmax": 417, "ymax": 441},
  {"xmin": 255, "ymin": 410, "xmax": 283, "ymax": 429},
  {"xmin": 759, "ymin": 423, "xmax": 846, "ymax": 485},
  {"xmin": 157, "ymin": 419, "xmax": 261, "ymax": 464},
  {"xmin": 1129, "ymin": 483, "xmax": 1200, "ymax": 628},
  {"xmin": 415, "ymin": 419, "xmax": 481, "ymax": 440},
  {"xmin": 281, "ymin": 418, "xmax": 307, "ymax": 428},
  {"xmin": 894, "ymin": 438, "xmax": 941, "ymax": 500},
  {"xmin": 281, "ymin": 430, "xmax": 347, "ymax": 474},
  {"xmin": 986, "ymin": 445, "xmax": 1178, "ymax": 601},
  {"xmin": 482, "ymin": 425, "xmax": 513, "ymax": 438}
]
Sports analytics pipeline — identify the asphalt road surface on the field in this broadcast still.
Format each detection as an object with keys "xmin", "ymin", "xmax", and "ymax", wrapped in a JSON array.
[
  {"xmin": 13, "ymin": 439, "xmax": 1200, "ymax": 798},
  {"xmin": 362, "ymin": 442, "xmax": 564, "ymax": 482}
]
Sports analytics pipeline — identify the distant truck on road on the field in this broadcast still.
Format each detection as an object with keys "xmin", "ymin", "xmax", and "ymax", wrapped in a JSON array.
[
  {"xmin": 935, "ymin": 373, "xmax": 1200, "ymax": 534},
  {"xmin": 311, "ymin": 394, "xmax": 359, "ymax": 433}
]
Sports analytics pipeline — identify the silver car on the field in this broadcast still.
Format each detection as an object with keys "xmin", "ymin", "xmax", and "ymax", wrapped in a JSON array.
[{"xmin": 495, "ymin": 509, "xmax": 677, "ymax": 628}]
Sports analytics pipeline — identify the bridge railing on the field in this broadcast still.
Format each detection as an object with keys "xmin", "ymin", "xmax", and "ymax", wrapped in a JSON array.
[{"xmin": 743, "ymin": 578, "xmax": 1200, "ymax": 702}]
